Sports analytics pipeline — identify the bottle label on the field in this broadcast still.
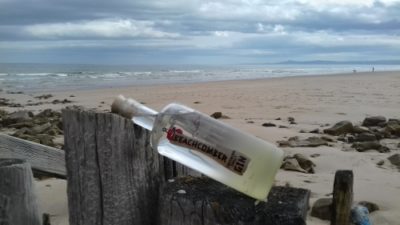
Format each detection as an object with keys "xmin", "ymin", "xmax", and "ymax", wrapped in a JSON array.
[{"xmin": 166, "ymin": 127, "xmax": 250, "ymax": 175}]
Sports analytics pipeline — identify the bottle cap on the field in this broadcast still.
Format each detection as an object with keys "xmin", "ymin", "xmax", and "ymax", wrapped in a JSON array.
[
  {"xmin": 112, "ymin": 95, "xmax": 158, "ymax": 130},
  {"xmin": 112, "ymin": 95, "xmax": 157, "ymax": 119}
]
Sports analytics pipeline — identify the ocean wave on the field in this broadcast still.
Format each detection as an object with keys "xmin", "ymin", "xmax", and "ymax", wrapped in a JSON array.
[
  {"xmin": 133, "ymin": 71, "xmax": 152, "ymax": 76},
  {"xmin": 168, "ymin": 70, "xmax": 202, "ymax": 73},
  {"xmin": 55, "ymin": 73, "xmax": 68, "ymax": 77},
  {"xmin": 100, "ymin": 73, "xmax": 122, "ymax": 78},
  {"xmin": 15, "ymin": 73, "xmax": 51, "ymax": 76},
  {"xmin": 2, "ymin": 64, "xmax": 400, "ymax": 93}
]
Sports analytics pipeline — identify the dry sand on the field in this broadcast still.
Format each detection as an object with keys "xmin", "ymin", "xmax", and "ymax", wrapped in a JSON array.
[{"xmin": 2, "ymin": 71, "xmax": 400, "ymax": 224}]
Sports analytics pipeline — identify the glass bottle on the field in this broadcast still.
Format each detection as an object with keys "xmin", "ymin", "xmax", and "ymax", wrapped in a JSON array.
[{"xmin": 112, "ymin": 95, "xmax": 284, "ymax": 200}]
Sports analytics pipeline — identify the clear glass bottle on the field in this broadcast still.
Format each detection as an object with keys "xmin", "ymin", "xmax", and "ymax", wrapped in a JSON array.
[{"xmin": 112, "ymin": 95, "xmax": 284, "ymax": 200}]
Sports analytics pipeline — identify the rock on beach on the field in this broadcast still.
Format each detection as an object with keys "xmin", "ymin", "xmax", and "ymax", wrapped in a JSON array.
[
  {"xmin": 323, "ymin": 120, "xmax": 353, "ymax": 136},
  {"xmin": 0, "ymin": 108, "xmax": 63, "ymax": 148},
  {"xmin": 362, "ymin": 116, "xmax": 387, "ymax": 127}
]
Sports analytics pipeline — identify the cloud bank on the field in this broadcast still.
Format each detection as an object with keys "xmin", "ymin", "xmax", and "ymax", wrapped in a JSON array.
[
  {"xmin": 0, "ymin": 0, "xmax": 399, "ymax": 64},
  {"xmin": 24, "ymin": 19, "xmax": 179, "ymax": 39}
]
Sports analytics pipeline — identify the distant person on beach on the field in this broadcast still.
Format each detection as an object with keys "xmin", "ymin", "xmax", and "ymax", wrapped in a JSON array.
[
  {"xmin": 353, "ymin": 69, "xmax": 357, "ymax": 73},
  {"xmin": 372, "ymin": 67, "xmax": 375, "ymax": 72}
]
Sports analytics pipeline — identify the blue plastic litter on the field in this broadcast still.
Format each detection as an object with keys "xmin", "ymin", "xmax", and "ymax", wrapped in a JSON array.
[{"xmin": 351, "ymin": 205, "xmax": 372, "ymax": 225}]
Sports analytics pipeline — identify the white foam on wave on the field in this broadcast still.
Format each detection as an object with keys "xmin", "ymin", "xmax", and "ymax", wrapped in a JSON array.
[
  {"xmin": 15, "ymin": 73, "xmax": 50, "ymax": 76},
  {"xmin": 102, "ymin": 73, "xmax": 123, "ymax": 78},
  {"xmin": 168, "ymin": 70, "xmax": 201, "ymax": 73},
  {"xmin": 131, "ymin": 71, "xmax": 152, "ymax": 76}
]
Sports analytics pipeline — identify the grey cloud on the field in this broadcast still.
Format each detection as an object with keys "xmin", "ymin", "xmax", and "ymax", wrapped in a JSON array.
[
  {"xmin": 0, "ymin": 0, "xmax": 400, "ymax": 63},
  {"xmin": 232, "ymin": 31, "xmax": 400, "ymax": 61},
  {"xmin": 2, "ymin": 0, "xmax": 399, "ymax": 30},
  {"xmin": 23, "ymin": 19, "xmax": 180, "ymax": 39},
  {"xmin": 288, "ymin": 4, "xmax": 400, "ymax": 33},
  {"xmin": 0, "ymin": 0, "xmax": 193, "ymax": 25}
]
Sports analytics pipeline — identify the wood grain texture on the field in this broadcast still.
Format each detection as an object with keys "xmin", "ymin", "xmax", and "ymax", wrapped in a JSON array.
[
  {"xmin": 158, "ymin": 177, "xmax": 310, "ymax": 225},
  {"xmin": 331, "ymin": 170, "xmax": 353, "ymax": 225},
  {"xmin": 0, "ymin": 134, "xmax": 66, "ymax": 178},
  {"xmin": 163, "ymin": 157, "xmax": 201, "ymax": 180},
  {"xmin": 62, "ymin": 109, "xmax": 164, "ymax": 225},
  {"xmin": 0, "ymin": 159, "xmax": 41, "ymax": 225}
]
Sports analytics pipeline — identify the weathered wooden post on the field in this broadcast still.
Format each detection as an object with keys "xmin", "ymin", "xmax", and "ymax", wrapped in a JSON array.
[
  {"xmin": 331, "ymin": 170, "xmax": 353, "ymax": 225},
  {"xmin": 163, "ymin": 158, "xmax": 201, "ymax": 179},
  {"xmin": 0, "ymin": 159, "xmax": 41, "ymax": 225},
  {"xmin": 0, "ymin": 134, "xmax": 66, "ymax": 179},
  {"xmin": 63, "ymin": 109, "xmax": 170, "ymax": 225},
  {"xmin": 158, "ymin": 177, "xmax": 310, "ymax": 225},
  {"xmin": 42, "ymin": 213, "xmax": 51, "ymax": 225}
]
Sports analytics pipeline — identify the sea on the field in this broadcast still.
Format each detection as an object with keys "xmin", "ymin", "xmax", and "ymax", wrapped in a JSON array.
[{"xmin": 1, "ymin": 63, "xmax": 399, "ymax": 93}]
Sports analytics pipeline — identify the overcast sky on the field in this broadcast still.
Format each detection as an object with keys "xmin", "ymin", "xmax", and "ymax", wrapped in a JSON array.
[{"xmin": 0, "ymin": 0, "xmax": 399, "ymax": 65}]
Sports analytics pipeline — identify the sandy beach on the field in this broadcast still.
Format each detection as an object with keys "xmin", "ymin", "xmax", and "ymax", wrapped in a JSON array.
[{"xmin": 1, "ymin": 71, "xmax": 400, "ymax": 225}]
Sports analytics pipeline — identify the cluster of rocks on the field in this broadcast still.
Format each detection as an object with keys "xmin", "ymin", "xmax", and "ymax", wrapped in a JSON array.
[
  {"xmin": 0, "ymin": 109, "xmax": 63, "ymax": 147},
  {"xmin": 0, "ymin": 98, "xmax": 23, "ymax": 107},
  {"xmin": 281, "ymin": 153, "xmax": 316, "ymax": 173},
  {"xmin": 1, "ymin": 94, "xmax": 73, "ymax": 108},
  {"xmin": 277, "ymin": 115, "xmax": 400, "ymax": 175},
  {"xmin": 24, "ymin": 98, "xmax": 73, "ymax": 106},
  {"xmin": 278, "ymin": 136, "xmax": 333, "ymax": 148},
  {"xmin": 262, "ymin": 117, "xmax": 298, "ymax": 128},
  {"xmin": 323, "ymin": 116, "xmax": 400, "ymax": 152},
  {"xmin": 277, "ymin": 116, "xmax": 399, "ymax": 153},
  {"xmin": 51, "ymin": 99, "xmax": 73, "ymax": 104},
  {"xmin": 34, "ymin": 94, "xmax": 53, "ymax": 100}
]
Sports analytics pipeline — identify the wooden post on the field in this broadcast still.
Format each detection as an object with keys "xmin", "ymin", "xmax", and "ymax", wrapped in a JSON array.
[
  {"xmin": 63, "ymin": 110, "xmax": 167, "ymax": 225},
  {"xmin": 42, "ymin": 213, "xmax": 51, "ymax": 225},
  {"xmin": 158, "ymin": 177, "xmax": 310, "ymax": 225},
  {"xmin": 331, "ymin": 170, "xmax": 353, "ymax": 225},
  {"xmin": 163, "ymin": 158, "xmax": 201, "ymax": 179},
  {"xmin": 0, "ymin": 159, "xmax": 41, "ymax": 225},
  {"xmin": 0, "ymin": 134, "xmax": 66, "ymax": 179}
]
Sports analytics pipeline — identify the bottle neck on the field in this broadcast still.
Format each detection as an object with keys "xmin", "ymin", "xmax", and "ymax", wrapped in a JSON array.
[{"xmin": 111, "ymin": 95, "xmax": 158, "ymax": 130}]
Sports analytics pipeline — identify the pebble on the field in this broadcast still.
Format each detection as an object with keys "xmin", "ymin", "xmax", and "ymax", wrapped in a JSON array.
[
  {"xmin": 177, "ymin": 189, "xmax": 186, "ymax": 194},
  {"xmin": 262, "ymin": 122, "xmax": 276, "ymax": 127}
]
